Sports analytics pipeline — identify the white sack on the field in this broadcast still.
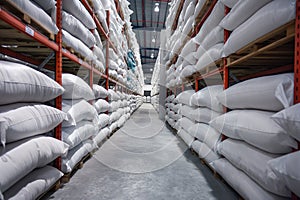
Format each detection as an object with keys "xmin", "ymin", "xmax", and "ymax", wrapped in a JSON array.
[
  {"xmin": 6, "ymin": 0, "xmax": 58, "ymax": 34},
  {"xmin": 180, "ymin": 105, "xmax": 197, "ymax": 122},
  {"xmin": 93, "ymin": 84, "xmax": 108, "ymax": 99},
  {"xmin": 61, "ymin": 139, "xmax": 95, "ymax": 173},
  {"xmin": 268, "ymin": 151, "xmax": 300, "ymax": 197},
  {"xmin": 62, "ymin": 100, "xmax": 98, "ymax": 127},
  {"xmin": 217, "ymin": 73, "xmax": 294, "ymax": 111},
  {"xmin": 94, "ymin": 99, "xmax": 111, "ymax": 113},
  {"xmin": 62, "ymin": 0, "xmax": 96, "ymax": 29},
  {"xmin": 191, "ymin": 140, "xmax": 220, "ymax": 164},
  {"xmin": 191, "ymin": 85, "xmax": 224, "ymax": 113},
  {"xmin": 223, "ymin": 0, "xmax": 296, "ymax": 57},
  {"xmin": 218, "ymin": 139, "xmax": 291, "ymax": 197},
  {"xmin": 98, "ymin": 114, "xmax": 110, "ymax": 129},
  {"xmin": 212, "ymin": 158, "xmax": 289, "ymax": 200},
  {"xmin": 178, "ymin": 117, "xmax": 196, "ymax": 134},
  {"xmin": 175, "ymin": 90, "xmax": 195, "ymax": 106},
  {"xmin": 210, "ymin": 110, "xmax": 297, "ymax": 154},
  {"xmin": 178, "ymin": 128, "xmax": 194, "ymax": 148},
  {"xmin": 190, "ymin": 107, "xmax": 222, "ymax": 124},
  {"xmin": 180, "ymin": 39, "xmax": 198, "ymax": 58},
  {"xmin": 271, "ymin": 103, "xmax": 300, "ymax": 142},
  {"xmin": 0, "ymin": 103, "xmax": 67, "ymax": 145},
  {"xmin": 219, "ymin": 0, "xmax": 238, "ymax": 8},
  {"xmin": 0, "ymin": 136, "xmax": 68, "ymax": 192},
  {"xmin": 219, "ymin": 0, "xmax": 272, "ymax": 31},
  {"xmin": 62, "ymin": 73, "xmax": 95, "ymax": 100},
  {"xmin": 94, "ymin": 127, "xmax": 109, "ymax": 146},
  {"xmin": 62, "ymin": 121, "xmax": 97, "ymax": 149},
  {"xmin": 188, "ymin": 123, "xmax": 209, "ymax": 142},
  {"xmin": 0, "ymin": 61, "xmax": 64, "ymax": 105},
  {"xmin": 3, "ymin": 165, "xmax": 63, "ymax": 200}
]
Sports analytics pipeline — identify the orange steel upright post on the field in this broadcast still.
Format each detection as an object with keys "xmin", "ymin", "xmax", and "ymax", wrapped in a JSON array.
[
  {"xmin": 55, "ymin": 0, "xmax": 62, "ymax": 170},
  {"xmin": 222, "ymin": 6, "xmax": 231, "ymax": 141},
  {"xmin": 105, "ymin": 10, "xmax": 110, "ymax": 100}
]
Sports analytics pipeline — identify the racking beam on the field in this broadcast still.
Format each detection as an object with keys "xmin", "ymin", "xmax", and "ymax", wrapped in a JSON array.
[{"xmin": 0, "ymin": 8, "xmax": 58, "ymax": 52}]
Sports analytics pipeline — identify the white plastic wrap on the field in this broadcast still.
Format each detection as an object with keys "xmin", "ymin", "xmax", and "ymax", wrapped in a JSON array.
[
  {"xmin": 212, "ymin": 158, "xmax": 289, "ymax": 200},
  {"xmin": 219, "ymin": 0, "xmax": 272, "ymax": 31},
  {"xmin": 3, "ymin": 166, "xmax": 63, "ymax": 200},
  {"xmin": 62, "ymin": 0, "xmax": 96, "ymax": 29},
  {"xmin": 191, "ymin": 85, "xmax": 224, "ymax": 113},
  {"xmin": 217, "ymin": 73, "xmax": 294, "ymax": 111},
  {"xmin": 218, "ymin": 139, "xmax": 291, "ymax": 197},
  {"xmin": 62, "ymin": 73, "xmax": 95, "ymax": 100},
  {"xmin": 0, "ymin": 136, "xmax": 68, "ymax": 192},
  {"xmin": 223, "ymin": 0, "xmax": 296, "ymax": 57},
  {"xmin": 180, "ymin": 105, "xmax": 197, "ymax": 122},
  {"xmin": 180, "ymin": 38, "xmax": 198, "ymax": 58},
  {"xmin": 62, "ymin": 121, "xmax": 97, "ymax": 149},
  {"xmin": 190, "ymin": 107, "xmax": 222, "ymax": 124},
  {"xmin": 268, "ymin": 151, "xmax": 300, "ymax": 197},
  {"xmin": 272, "ymin": 103, "xmax": 300, "ymax": 142},
  {"xmin": 0, "ymin": 61, "xmax": 64, "ymax": 105},
  {"xmin": 0, "ymin": 103, "xmax": 67, "ymax": 145},
  {"xmin": 31, "ymin": 0, "xmax": 56, "ymax": 12},
  {"xmin": 6, "ymin": 0, "xmax": 58, "ymax": 34},
  {"xmin": 178, "ymin": 117, "xmax": 196, "ymax": 133},
  {"xmin": 188, "ymin": 123, "xmax": 209, "ymax": 142},
  {"xmin": 210, "ymin": 110, "xmax": 297, "ymax": 154}
]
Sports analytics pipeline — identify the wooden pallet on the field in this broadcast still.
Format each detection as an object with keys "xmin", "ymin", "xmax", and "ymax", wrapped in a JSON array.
[{"xmin": 61, "ymin": 152, "xmax": 93, "ymax": 183}]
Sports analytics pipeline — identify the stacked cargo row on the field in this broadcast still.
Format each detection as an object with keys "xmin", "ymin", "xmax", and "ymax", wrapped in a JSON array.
[
  {"xmin": 0, "ymin": 0, "xmax": 143, "ymax": 199},
  {"xmin": 154, "ymin": 0, "xmax": 300, "ymax": 199}
]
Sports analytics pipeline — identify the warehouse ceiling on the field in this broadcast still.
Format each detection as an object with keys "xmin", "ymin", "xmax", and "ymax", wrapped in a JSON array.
[{"xmin": 127, "ymin": 0, "xmax": 170, "ymax": 85}]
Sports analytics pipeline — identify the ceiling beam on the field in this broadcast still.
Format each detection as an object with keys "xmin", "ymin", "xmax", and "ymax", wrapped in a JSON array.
[
  {"xmin": 140, "ymin": 47, "xmax": 159, "ymax": 51},
  {"xmin": 132, "ymin": 26, "xmax": 164, "ymax": 31}
]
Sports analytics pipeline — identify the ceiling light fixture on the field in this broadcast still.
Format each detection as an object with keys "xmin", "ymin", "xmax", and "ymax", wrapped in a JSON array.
[
  {"xmin": 152, "ymin": 38, "xmax": 156, "ymax": 43},
  {"xmin": 150, "ymin": 53, "xmax": 154, "ymax": 59},
  {"xmin": 154, "ymin": 3, "xmax": 159, "ymax": 12}
]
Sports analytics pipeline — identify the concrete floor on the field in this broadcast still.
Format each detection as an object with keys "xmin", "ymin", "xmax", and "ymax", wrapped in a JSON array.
[{"xmin": 44, "ymin": 104, "xmax": 238, "ymax": 200}]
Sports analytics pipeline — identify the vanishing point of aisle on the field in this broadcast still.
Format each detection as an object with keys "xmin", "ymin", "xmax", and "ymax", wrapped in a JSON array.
[{"xmin": 46, "ymin": 104, "xmax": 238, "ymax": 200}]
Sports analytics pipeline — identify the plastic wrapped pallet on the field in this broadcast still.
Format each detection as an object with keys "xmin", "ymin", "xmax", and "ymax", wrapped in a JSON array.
[
  {"xmin": 62, "ymin": 121, "xmax": 98, "ymax": 149},
  {"xmin": 210, "ymin": 110, "xmax": 297, "ymax": 154},
  {"xmin": 0, "ymin": 103, "xmax": 67, "ymax": 145},
  {"xmin": 61, "ymin": 139, "xmax": 95, "ymax": 173},
  {"xmin": 0, "ymin": 61, "xmax": 64, "ymax": 105},
  {"xmin": 223, "ymin": 0, "xmax": 296, "ymax": 57},
  {"xmin": 191, "ymin": 85, "xmax": 224, "ymax": 113},
  {"xmin": 3, "ymin": 166, "xmax": 63, "ymax": 200},
  {"xmin": 218, "ymin": 139, "xmax": 291, "ymax": 197},
  {"xmin": 6, "ymin": 0, "xmax": 58, "ymax": 34},
  {"xmin": 0, "ymin": 136, "xmax": 68, "ymax": 192},
  {"xmin": 62, "ymin": 0, "xmax": 96, "ymax": 29},
  {"xmin": 212, "ymin": 158, "xmax": 289, "ymax": 200},
  {"xmin": 62, "ymin": 73, "xmax": 95, "ymax": 101},
  {"xmin": 217, "ymin": 73, "xmax": 294, "ymax": 111},
  {"xmin": 271, "ymin": 103, "xmax": 300, "ymax": 142},
  {"xmin": 268, "ymin": 150, "xmax": 300, "ymax": 197}
]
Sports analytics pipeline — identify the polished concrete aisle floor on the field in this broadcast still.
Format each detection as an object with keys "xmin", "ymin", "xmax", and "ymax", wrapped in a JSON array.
[{"xmin": 47, "ymin": 104, "xmax": 238, "ymax": 200}]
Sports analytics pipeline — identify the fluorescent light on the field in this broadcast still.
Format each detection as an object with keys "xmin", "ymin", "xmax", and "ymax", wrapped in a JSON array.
[
  {"xmin": 150, "ymin": 53, "xmax": 154, "ymax": 58},
  {"xmin": 152, "ymin": 38, "xmax": 156, "ymax": 43},
  {"xmin": 150, "ymin": 68, "xmax": 153, "ymax": 72},
  {"xmin": 154, "ymin": 3, "xmax": 159, "ymax": 12}
]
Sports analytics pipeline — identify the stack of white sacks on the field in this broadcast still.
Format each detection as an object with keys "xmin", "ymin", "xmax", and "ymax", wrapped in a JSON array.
[
  {"xmin": 0, "ymin": 61, "xmax": 68, "ymax": 199},
  {"xmin": 211, "ymin": 73, "xmax": 298, "ymax": 199},
  {"xmin": 165, "ymin": 95, "xmax": 181, "ymax": 130},
  {"xmin": 189, "ymin": 85, "xmax": 224, "ymax": 165},
  {"xmin": 61, "ymin": 74, "xmax": 99, "ymax": 174},
  {"xmin": 92, "ymin": 84, "xmax": 111, "ymax": 147}
]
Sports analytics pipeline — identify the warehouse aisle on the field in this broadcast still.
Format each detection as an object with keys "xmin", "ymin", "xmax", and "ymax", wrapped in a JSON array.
[{"xmin": 46, "ymin": 104, "xmax": 238, "ymax": 200}]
